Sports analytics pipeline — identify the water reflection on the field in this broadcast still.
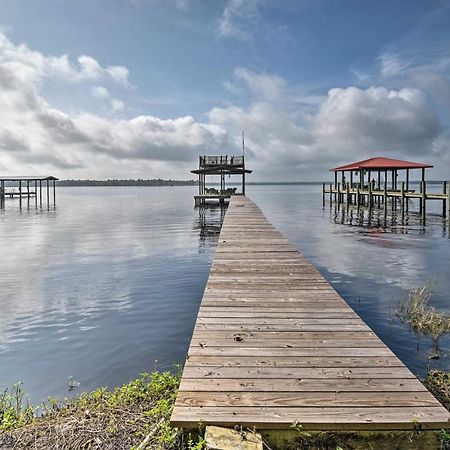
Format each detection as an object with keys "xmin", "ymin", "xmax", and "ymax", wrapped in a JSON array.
[
  {"xmin": 327, "ymin": 201, "xmax": 450, "ymax": 238},
  {"xmin": 193, "ymin": 204, "xmax": 227, "ymax": 251},
  {"xmin": 0, "ymin": 186, "xmax": 212, "ymax": 404}
]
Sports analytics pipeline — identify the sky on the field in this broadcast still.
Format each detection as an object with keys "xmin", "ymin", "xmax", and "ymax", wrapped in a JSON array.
[{"xmin": 0, "ymin": 0, "xmax": 449, "ymax": 181}]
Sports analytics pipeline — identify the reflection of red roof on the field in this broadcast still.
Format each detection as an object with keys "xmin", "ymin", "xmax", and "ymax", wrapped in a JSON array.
[{"xmin": 330, "ymin": 157, "xmax": 433, "ymax": 172}]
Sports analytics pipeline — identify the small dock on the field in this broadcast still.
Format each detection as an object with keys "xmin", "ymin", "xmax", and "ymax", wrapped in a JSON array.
[
  {"xmin": 171, "ymin": 196, "xmax": 450, "ymax": 431},
  {"xmin": 0, "ymin": 175, "xmax": 58, "ymax": 209}
]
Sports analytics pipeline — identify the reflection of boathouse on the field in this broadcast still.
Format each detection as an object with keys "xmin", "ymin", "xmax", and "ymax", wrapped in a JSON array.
[
  {"xmin": 323, "ymin": 157, "xmax": 449, "ymax": 220},
  {"xmin": 191, "ymin": 155, "xmax": 252, "ymax": 206}
]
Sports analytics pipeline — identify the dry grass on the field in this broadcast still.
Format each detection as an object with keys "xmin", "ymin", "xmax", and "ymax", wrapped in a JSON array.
[
  {"xmin": 425, "ymin": 370, "xmax": 450, "ymax": 411},
  {"xmin": 0, "ymin": 371, "xmax": 203, "ymax": 450},
  {"xmin": 396, "ymin": 282, "xmax": 450, "ymax": 347}
]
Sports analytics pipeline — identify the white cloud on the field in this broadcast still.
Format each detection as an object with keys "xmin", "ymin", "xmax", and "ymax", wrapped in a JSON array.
[
  {"xmin": 105, "ymin": 65, "xmax": 130, "ymax": 87},
  {"xmin": 233, "ymin": 67, "xmax": 286, "ymax": 100},
  {"xmin": 0, "ymin": 32, "xmax": 129, "ymax": 87},
  {"xmin": 379, "ymin": 53, "xmax": 410, "ymax": 77},
  {"xmin": 218, "ymin": 0, "xmax": 261, "ymax": 40},
  {"xmin": 91, "ymin": 86, "xmax": 110, "ymax": 99},
  {"xmin": 313, "ymin": 86, "xmax": 441, "ymax": 157},
  {"xmin": 210, "ymin": 82, "xmax": 444, "ymax": 179},
  {"xmin": 111, "ymin": 98, "xmax": 125, "ymax": 112},
  {"xmin": 0, "ymin": 28, "xmax": 447, "ymax": 181},
  {"xmin": 0, "ymin": 31, "xmax": 228, "ymax": 177}
]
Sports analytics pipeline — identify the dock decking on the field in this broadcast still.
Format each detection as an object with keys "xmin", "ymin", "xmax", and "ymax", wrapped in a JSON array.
[{"xmin": 171, "ymin": 196, "xmax": 450, "ymax": 430}]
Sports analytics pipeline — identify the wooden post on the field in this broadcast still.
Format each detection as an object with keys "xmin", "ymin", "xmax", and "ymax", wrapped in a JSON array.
[
  {"xmin": 401, "ymin": 181, "xmax": 405, "ymax": 215},
  {"xmin": 334, "ymin": 172, "xmax": 338, "ymax": 200},
  {"xmin": 406, "ymin": 169, "xmax": 410, "ymax": 192},
  {"xmin": 447, "ymin": 181, "xmax": 450, "ymax": 222},
  {"xmin": 383, "ymin": 179, "xmax": 388, "ymax": 214},
  {"xmin": 421, "ymin": 180, "xmax": 426, "ymax": 221},
  {"xmin": 322, "ymin": 183, "xmax": 325, "ymax": 205},
  {"xmin": 359, "ymin": 169, "xmax": 364, "ymax": 204},
  {"xmin": 53, "ymin": 179, "xmax": 56, "ymax": 207},
  {"xmin": 46, "ymin": 179, "xmax": 50, "ymax": 208},
  {"xmin": 368, "ymin": 178, "xmax": 373, "ymax": 209},
  {"xmin": 337, "ymin": 182, "xmax": 341, "ymax": 204},
  {"xmin": 356, "ymin": 182, "xmax": 360, "ymax": 206},
  {"xmin": 242, "ymin": 171, "xmax": 245, "ymax": 195},
  {"xmin": 39, "ymin": 180, "xmax": 42, "ymax": 207},
  {"xmin": 443, "ymin": 181, "xmax": 447, "ymax": 218},
  {"xmin": 419, "ymin": 179, "xmax": 423, "ymax": 214},
  {"xmin": 19, "ymin": 180, "xmax": 22, "ymax": 208}
]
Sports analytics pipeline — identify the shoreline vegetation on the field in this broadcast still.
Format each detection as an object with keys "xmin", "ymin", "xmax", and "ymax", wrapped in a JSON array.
[
  {"xmin": 0, "ymin": 369, "xmax": 449, "ymax": 449},
  {"xmin": 0, "ymin": 370, "xmax": 204, "ymax": 450}
]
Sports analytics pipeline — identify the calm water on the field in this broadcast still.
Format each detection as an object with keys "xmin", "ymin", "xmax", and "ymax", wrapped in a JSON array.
[{"xmin": 0, "ymin": 185, "xmax": 449, "ymax": 404}]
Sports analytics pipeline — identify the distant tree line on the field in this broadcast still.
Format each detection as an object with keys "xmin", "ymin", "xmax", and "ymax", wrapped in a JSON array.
[{"xmin": 57, "ymin": 179, "xmax": 198, "ymax": 186}]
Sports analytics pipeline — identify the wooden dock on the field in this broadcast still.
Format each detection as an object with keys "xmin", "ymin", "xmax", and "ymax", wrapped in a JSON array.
[
  {"xmin": 323, "ymin": 182, "xmax": 450, "ymax": 219},
  {"xmin": 171, "ymin": 196, "xmax": 450, "ymax": 431}
]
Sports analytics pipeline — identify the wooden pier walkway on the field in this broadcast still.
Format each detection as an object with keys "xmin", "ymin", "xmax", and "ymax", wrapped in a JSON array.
[{"xmin": 171, "ymin": 196, "xmax": 450, "ymax": 431}]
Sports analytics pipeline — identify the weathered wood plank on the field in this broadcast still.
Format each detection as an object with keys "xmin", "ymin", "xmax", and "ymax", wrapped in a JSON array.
[
  {"xmin": 185, "ymin": 356, "xmax": 405, "ymax": 368},
  {"xmin": 171, "ymin": 406, "xmax": 450, "ymax": 430},
  {"xmin": 178, "ymin": 378, "xmax": 428, "ymax": 393},
  {"xmin": 187, "ymin": 347, "xmax": 394, "ymax": 357},
  {"xmin": 175, "ymin": 391, "xmax": 438, "ymax": 408},
  {"xmin": 181, "ymin": 366, "xmax": 415, "ymax": 379}
]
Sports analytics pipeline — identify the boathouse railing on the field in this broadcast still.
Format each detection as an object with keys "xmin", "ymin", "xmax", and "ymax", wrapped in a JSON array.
[{"xmin": 200, "ymin": 155, "xmax": 244, "ymax": 167}]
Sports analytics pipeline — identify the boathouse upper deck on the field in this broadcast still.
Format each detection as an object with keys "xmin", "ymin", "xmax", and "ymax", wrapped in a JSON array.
[{"xmin": 192, "ymin": 155, "xmax": 252, "ymax": 206}]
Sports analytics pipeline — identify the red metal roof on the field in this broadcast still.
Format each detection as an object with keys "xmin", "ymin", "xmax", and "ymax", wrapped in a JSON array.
[{"xmin": 330, "ymin": 157, "xmax": 433, "ymax": 172}]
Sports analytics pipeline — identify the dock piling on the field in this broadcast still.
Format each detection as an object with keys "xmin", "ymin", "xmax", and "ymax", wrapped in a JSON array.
[{"xmin": 421, "ymin": 181, "xmax": 427, "ymax": 222}]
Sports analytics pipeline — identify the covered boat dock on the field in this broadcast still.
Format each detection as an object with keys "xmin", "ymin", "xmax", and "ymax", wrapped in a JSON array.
[
  {"xmin": 323, "ymin": 157, "xmax": 450, "ymax": 219},
  {"xmin": 191, "ymin": 155, "xmax": 252, "ymax": 206},
  {"xmin": 0, "ymin": 175, "xmax": 58, "ymax": 208}
]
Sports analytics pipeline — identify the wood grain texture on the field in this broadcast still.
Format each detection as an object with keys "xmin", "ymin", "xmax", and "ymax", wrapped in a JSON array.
[{"xmin": 170, "ymin": 196, "xmax": 450, "ymax": 430}]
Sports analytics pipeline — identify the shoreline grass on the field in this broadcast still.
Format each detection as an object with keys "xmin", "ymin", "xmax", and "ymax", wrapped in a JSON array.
[{"xmin": 0, "ymin": 370, "xmax": 203, "ymax": 450}]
